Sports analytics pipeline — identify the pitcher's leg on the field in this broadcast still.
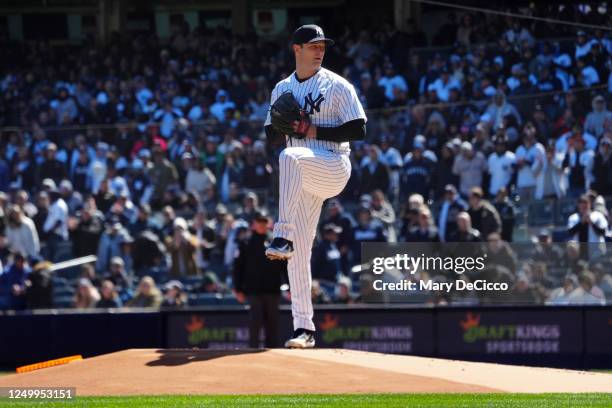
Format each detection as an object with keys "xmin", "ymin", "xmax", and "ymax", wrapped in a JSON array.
[
  {"xmin": 273, "ymin": 148, "xmax": 304, "ymax": 241},
  {"xmin": 287, "ymin": 190, "xmax": 325, "ymax": 331}
]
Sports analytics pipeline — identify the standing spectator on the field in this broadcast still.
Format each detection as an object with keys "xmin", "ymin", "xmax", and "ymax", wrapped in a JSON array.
[
  {"xmin": 562, "ymin": 135, "xmax": 594, "ymax": 198},
  {"xmin": 515, "ymin": 123, "xmax": 545, "ymax": 202},
  {"xmin": 357, "ymin": 72, "xmax": 386, "ymax": 109},
  {"xmin": 452, "ymin": 141, "xmax": 487, "ymax": 197},
  {"xmin": 360, "ymin": 145, "xmax": 390, "ymax": 195},
  {"xmin": 567, "ymin": 194, "xmax": 608, "ymax": 260},
  {"xmin": 402, "ymin": 139, "xmax": 435, "ymax": 200},
  {"xmin": 96, "ymin": 221, "xmax": 130, "ymax": 273},
  {"xmin": 320, "ymin": 199, "xmax": 355, "ymax": 275},
  {"xmin": 493, "ymin": 188, "xmax": 516, "ymax": 242},
  {"xmin": 233, "ymin": 211, "xmax": 285, "ymax": 348},
  {"xmin": 148, "ymin": 142, "xmax": 179, "ymax": 208},
  {"xmin": 42, "ymin": 188, "xmax": 69, "ymax": 261},
  {"xmin": 210, "ymin": 90, "xmax": 236, "ymax": 122},
  {"xmin": 126, "ymin": 276, "xmax": 162, "ymax": 308},
  {"xmin": 592, "ymin": 136, "xmax": 612, "ymax": 196},
  {"xmin": 467, "ymin": 187, "xmax": 502, "ymax": 238},
  {"xmin": 0, "ymin": 253, "xmax": 30, "ymax": 310},
  {"xmin": 447, "ymin": 211, "xmax": 482, "ymax": 243},
  {"xmin": 370, "ymin": 190, "xmax": 397, "ymax": 242},
  {"xmin": 484, "ymin": 91, "xmax": 522, "ymax": 129},
  {"xmin": 487, "ymin": 135, "xmax": 515, "ymax": 196},
  {"xmin": 185, "ymin": 155, "xmax": 216, "ymax": 198},
  {"xmin": 38, "ymin": 143, "xmax": 67, "ymax": 187},
  {"xmin": 352, "ymin": 206, "xmax": 387, "ymax": 261},
  {"xmin": 166, "ymin": 217, "xmax": 198, "ymax": 277},
  {"xmin": 104, "ymin": 256, "xmax": 133, "ymax": 303},
  {"xmin": 535, "ymin": 143, "xmax": 567, "ymax": 200},
  {"xmin": 377, "ymin": 63, "xmax": 408, "ymax": 102},
  {"xmin": 5, "ymin": 206, "xmax": 40, "ymax": 259},
  {"xmin": 436, "ymin": 184, "xmax": 468, "ymax": 242},
  {"xmin": 96, "ymin": 280, "xmax": 123, "ymax": 308},
  {"xmin": 405, "ymin": 206, "xmax": 440, "ymax": 242},
  {"xmin": 311, "ymin": 223, "xmax": 343, "ymax": 283}
]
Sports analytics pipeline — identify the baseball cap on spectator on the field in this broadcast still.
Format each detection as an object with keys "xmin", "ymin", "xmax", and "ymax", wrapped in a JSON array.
[
  {"xmin": 360, "ymin": 194, "xmax": 373, "ymax": 208},
  {"xmin": 181, "ymin": 152, "xmax": 194, "ymax": 160},
  {"xmin": 173, "ymin": 217, "xmax": 188, "ymax": 230},
  {"xmin": 461, "ymin": 141, "xmax": 473, "ymax": 151},
  {"xmin": 327, "ymin": 198, "xmax": 341, "ymax": 209},
  {"xmin": 131, "ymin": 158, "xmax": 144, "ymax": 169},
  {"xmin": 110, "ymin": 256, "xmax": 124, "ymax": 267},
  {"xmin": 42, "ymin": 178, "xmax": 57, "ymax": 191},
  {"xmin": 216, "ymin": 89, "xmax": 228, "ymax": 99},
  {"xmin": 215, "ymin": 203, "xmax": 228, "ymax": 215},
  {"xmin": 413, "ymin": 140, "xmax": 425, "ymax": 150},
  {"xmin": 253, "ymin": 210, "xmax": 269, "ymax": 222},
  {"xmin": 59, "ymin": 179, "xmax": 73, "ymax": 192},
  {"xmin": 323, "ymin": 223, "xmax": 343, "ymax": 234},
  {"xmin": 537, "ymin": 229, "xmax": 551, "ymax": 239},
  {"xmin": 444, "ymin": 184, "xmax": 457, "ymax": 195},
  {"xmin": 96, "ymin": 142, "xmax": 109, "ymax": 152},
  {"xmin": 291, "ymin": 24, "xmax": 334, "ymax": 46},
  {"xmin": 493, "ymin": 56, "xmax": 504, "ymax": 67},
  {"xmin": 360, "ymin": 72, "xmax": 372, "ymax": 80},
  {"xmin": 164, "ymin": 280, "xmax": 184, "ymax": 292}
]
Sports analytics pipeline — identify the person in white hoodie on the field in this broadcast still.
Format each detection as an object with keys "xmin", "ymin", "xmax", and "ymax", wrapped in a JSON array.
[
  {"xmin": 5, "ymin": 205, "xmax": 40, "ymax": 259},
  {"xmin": 535, "ymin": 143, "xmax": 567, "ymax": 200},
  {"xmin": 514, "ymin": 122, "xmax": 545, "ymax": 202}
]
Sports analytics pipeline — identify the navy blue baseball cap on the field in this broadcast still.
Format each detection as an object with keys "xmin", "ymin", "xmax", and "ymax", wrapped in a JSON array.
[{"xmin": 291, "ymin": 24, "xmax": 334, "ymax": 46}]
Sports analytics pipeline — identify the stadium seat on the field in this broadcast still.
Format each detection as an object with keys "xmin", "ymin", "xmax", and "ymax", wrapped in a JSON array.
[
  {"xmin": 188, "ymin": 293, "xmax": 221, "ymax": 306},
  {"xmin": 53, "ymin": 296, "xmax": 74, "ymax": 309},
  {"xmin": 556, "ymin": 198, "xmax": 577, "ymax": 225}
]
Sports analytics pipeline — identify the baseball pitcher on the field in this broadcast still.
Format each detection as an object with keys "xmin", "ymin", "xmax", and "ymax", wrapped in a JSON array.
[{"xmin": 264, "ymin": 25, "xmax": 367, "ymax": 348}]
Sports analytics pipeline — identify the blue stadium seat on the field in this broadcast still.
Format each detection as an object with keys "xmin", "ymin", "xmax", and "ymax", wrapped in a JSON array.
[
  {"xmin": 53, "ymin": 296, "xmax": 74, "ymax": 309},
  {"xmin": 188, "ymin": 293, "xmax": 221, "ymax": 306},
  {"xmin": 53, "ymin": 287, "xmax": 75, "ymax": 298}
]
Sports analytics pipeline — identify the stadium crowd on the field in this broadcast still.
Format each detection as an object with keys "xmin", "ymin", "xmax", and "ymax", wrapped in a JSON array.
[{"xmin": 0, "ymin": 4, "xmax": 611, "ymax": 310}]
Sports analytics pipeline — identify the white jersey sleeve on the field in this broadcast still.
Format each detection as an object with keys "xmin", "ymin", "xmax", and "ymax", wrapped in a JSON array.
[{"xmin": 335, "ymin": 80, "xmax": 367, "ymax": 125}]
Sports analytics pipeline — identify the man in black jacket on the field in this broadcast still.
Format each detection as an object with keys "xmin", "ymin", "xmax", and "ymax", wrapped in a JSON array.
[{"xmin": 233, "ymin": 211, "xmax": 287, "ymax": 348}]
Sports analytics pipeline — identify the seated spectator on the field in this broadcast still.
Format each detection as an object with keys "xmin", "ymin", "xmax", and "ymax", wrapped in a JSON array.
[
  {"xmin": 531, "ymin": 229, "xmax": 564, "ymax": 268},
  {"xmin": 485, "ymin": 233, "xmax": 517, "ymax": 273},
  {"xmin": 311, "ymin": 279, "xmax": 331, "ymax": 304},
  {"xmin": 567, "ymin": 194, "xmax": 608, "ymax": 260},
  {"xmin": 352, "ymin": 206, "xmax": 387, "ymax": 261},
  {"xmin": 370, "ymin": 190, "xmax": 397, "ymax": 242},
  {"xmin": 584, "ymin": 95, "xmax": 611, "ymax": 138},
  {"xmin": 334, "ymin": 276, "xmax": 354, "ymax": 304},
  {"xmin": 73, "ymin": 278, "xmax": 101, "ymax": 309},
  {"xmin": 548, "ymin": 275, "xmax": 578, "ymax": 304},
  {"xmin": 126, "ymin": 276, "xmax": 162, "ymax": 308},
  {"xmin": 161, "ymin": 280, "xmax": 187, "ymax": 308},
  {"xmin": 493, "ymin": 188, "xmax": 516, "ymax": 242},
  {"xmin": 105, "ymin": 256, "xmax": 133, "ymax": 303},
  {"xmin": 447, "ymin": 211, "xmax": 482, "ymax": 243},
  {"xmin": 565, "ymin": 271, "xmax": 605, "ymax": 305},
  {"xmin": 96, "ymin": 280, "xmax": 123, "ymax": 308},
  {"xmin": 435, "ymin": 184, "xmax": 467, "ymax": 242}
]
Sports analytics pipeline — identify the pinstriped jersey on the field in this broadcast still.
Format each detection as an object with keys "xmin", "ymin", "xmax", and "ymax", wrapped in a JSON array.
[{"xmin": 265, "ymin": 67, "xmax": 367, "ymax": 152}]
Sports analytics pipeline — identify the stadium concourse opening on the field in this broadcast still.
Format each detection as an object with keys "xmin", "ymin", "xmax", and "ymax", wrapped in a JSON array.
[{"xmin": 0, "ymin": 349, "xmax": 611, "ymax": 395}]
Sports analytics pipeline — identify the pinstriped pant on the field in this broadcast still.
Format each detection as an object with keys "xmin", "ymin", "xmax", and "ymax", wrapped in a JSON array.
[{"xmin": 273, "ymin": 147, "xmax": 351, "ymax": 331}]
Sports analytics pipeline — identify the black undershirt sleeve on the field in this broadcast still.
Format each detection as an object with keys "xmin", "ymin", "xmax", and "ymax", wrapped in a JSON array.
[
  {"xmin": 316, "ymin": 119, "xmax": 366, "ymax": 143},
  {"xmin": 265, "ymin": 125, "xmax": 284, "ymax": 146}
]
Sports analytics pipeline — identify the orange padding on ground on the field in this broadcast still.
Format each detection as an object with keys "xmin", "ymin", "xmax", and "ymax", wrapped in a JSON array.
[{"xmin": 16, "ymin": 355, "xmax": 83, "ymax": 373}]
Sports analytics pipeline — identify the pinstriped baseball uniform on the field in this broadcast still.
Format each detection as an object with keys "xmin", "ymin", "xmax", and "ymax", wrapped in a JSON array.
[{"xmin": 265, "ymin": 67, "xmax": 367, "ymax": 331}]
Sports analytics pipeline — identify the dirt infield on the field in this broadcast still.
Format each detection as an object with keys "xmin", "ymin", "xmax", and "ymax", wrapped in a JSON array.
[{"xmin": 0, "ymin": 349, "xmax": 610, "ymax": 395}]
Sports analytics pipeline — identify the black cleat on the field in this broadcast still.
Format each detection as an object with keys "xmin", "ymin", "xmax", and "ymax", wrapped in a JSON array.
[
  {"xmin": 265, "ymin": 237, "xmax": 295, "ymax": 260},
  {"xmin": 284, "ymin": 329, "xmax": 315, "ymax": 349}
]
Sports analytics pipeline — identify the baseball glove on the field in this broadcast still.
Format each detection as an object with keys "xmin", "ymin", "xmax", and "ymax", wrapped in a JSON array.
[{"xmin": 270, "ymin": 92, "xmax": 310, "ymax": 138}]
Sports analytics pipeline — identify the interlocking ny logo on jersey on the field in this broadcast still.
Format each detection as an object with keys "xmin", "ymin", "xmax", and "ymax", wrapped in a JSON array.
[{"xmin": 303, "ymin": 92, "xmax": 325, "ymax": 114}]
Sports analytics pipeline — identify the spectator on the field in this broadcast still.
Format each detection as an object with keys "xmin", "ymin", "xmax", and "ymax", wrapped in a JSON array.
[
  {"xmin": 468, "ymin": 187, "xmax": 502, "ymax": 238},
  {"xmin": 148, "ymin": 142, "xmax": 179, "ymax": 208},
  {"xmin": 565, "ymin": 271, "xmax": 605, "ymax": 305},
  {"xmin": 377, "ymin": 63, "xmax": 408, "ymax": 102},
  {"xmin": 567, "ymin": 194, "xmax": 608, "ymax": 259},
  {"xmin": 447, "ymin": 211, "xmax": 482, "ymax": 242},
  {"xmin": 352, "ymin": 206, "xmax": 387, "ymax": 261},
  {"xmin": 361, "ymin": 145, "xmax": 390, "ymax": 195},
  {"xmin": 592, "ymin": 135, "xmax": 612, "ymax": 196},
  {"xmin": 452, "ymin": 141, "xmax": 487, "ymax": 197},
  {"xmin": 233, "ymin": 211, "xmax": 285, "ymax": 348},
  {"xmin": 161, "ymin": 280, "xmax": 187, "ymax": 309},
  {"xmin": 487, "ymin": 135, "xmax": 515, "ymax": 196},
  {"xmin": 5, "ymin": 205, "xmax": 40, "ymax": 259},
  {"xmin": 535, "ymin": 143, "xmax": 567, "ymax": 199},
  {"xmin": 493, "ymin": 188, "xmax": 516, "ymax": 242},
  {"xmin": 485, "ymin": 232, "xmax": 518, "ymax": 273},
  {"xmin": 334, "ymin": 275, "xmax": 354, "ymax": 304},
  {"xmin": 548, "ymin": 275, "xmax": 579, "ymax": 304},
  {"xmin": 436, "ymin": 184, "xmax": 468, "ymax": 242},
  {"xmin": 0, "ymin": 253, "xmax": 30, "ymax": 310},
  {"xmin": 311, "ymin": 223, "xmax": 343, "ymax": 283},
  {"xmin": 38, "ymin": 143, "xmax": 67, "ymax": 187},
  {"xmin": 562, "ymin": 135, "xmax": 595, "ymax": 198},
  {"xmin": 126, "ymin": 276, "xmax": 162, "ymax": 308},
  {"xmin": 484, "ymin": 91, "xmax": 522, "ymax": 129},
  {"xmin": 405, "ymin": 206, "xmax": 440, "ymax": 242},
  {"xmin": 515, "ymin": 123, "xmax": 545, "ymax": 202},
  {"xmin": 166, "ymin": 217, "xmax": 198, "ymax": 277},
  {"xmin": 370, "ymin": 190, "xmax": 397, "ymax": 242},
  {"xmin": 402, "ymin": 139, "xmax": 435, "ymax": 200},
  {"xmin": 73, "ymin": 278, "xmax": 101, "ymax": 309},
  {"xmin": 96, "ymin": 280, "xmax": 123, "ymax": 308},
  {"xmin": 96, "ymin": 221, "xmax": 131, "ymax": 273},
  {"xmin": 42, "ymin": 187, "xmax": 69, "ymax": 261}
]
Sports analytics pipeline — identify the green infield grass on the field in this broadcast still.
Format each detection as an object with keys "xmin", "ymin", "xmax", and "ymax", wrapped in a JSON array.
[{"xmin": 0, "ymin": 393, "xmax": 611, "ymax": 407}]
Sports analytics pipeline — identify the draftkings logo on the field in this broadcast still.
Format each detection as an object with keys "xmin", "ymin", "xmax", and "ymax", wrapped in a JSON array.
[
  {"xmin": 459, "ymin": 312, "xmax": 561, "ymax": 354},
  {"xmin": 184, "ymin": 315, "xmax": 246, "ymax": 346}
]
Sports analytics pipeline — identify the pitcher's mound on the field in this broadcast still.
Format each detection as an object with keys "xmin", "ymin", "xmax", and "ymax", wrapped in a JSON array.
[{"xmin": 0, "ymin": 349, "xmax": 610, "ymax": 396}]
